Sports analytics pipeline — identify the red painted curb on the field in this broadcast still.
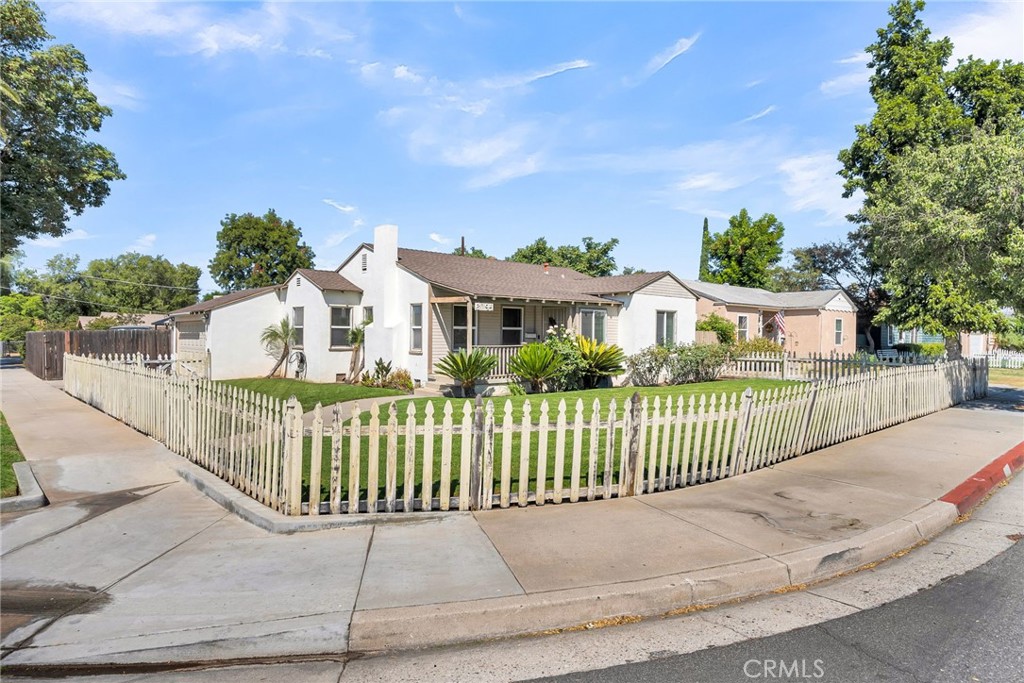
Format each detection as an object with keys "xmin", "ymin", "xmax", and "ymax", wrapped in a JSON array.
[{"xmin": 940, "ymin": 441, "xmax": 1024, "ymax": 515}]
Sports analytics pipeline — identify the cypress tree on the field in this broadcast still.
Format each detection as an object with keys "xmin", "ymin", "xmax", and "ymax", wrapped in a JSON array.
[{"xmin": 698, "ymin": 217, "xmax": 711, "ymax": 281}]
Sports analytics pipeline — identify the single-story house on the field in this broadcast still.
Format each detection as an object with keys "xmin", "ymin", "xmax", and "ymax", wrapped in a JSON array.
[
  {"xmin": 682, "ymin": 280, "xmax": 859, "ymax": 356},
  {"xmin": 170, "ymin": 224, "xmax": 698, "ymax": 384},
  {"xmin": 881, "ymin": 325, "xmax": 997, "ymax": 357}
]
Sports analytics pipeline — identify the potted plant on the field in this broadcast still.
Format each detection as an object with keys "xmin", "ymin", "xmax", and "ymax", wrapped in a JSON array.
[{"xmin": 434, "ymin": 349, "xmax": 498, "ymax": 397}]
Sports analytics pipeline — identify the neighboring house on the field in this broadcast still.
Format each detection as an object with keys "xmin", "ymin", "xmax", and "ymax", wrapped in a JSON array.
[
  {"xmin": 77, "ymin": 312, "xmax": 170, "ymax": 329},
  {"xmin": 880, "ymin": 325, "xmax": 997, "ymax": 357},
  {"xmin": 171, "ymin": 224, "xmax": 697, "ymax": 384},
  {"xmin": 683, "ymin": 280, "xmax": 858, "ymax": 356}
]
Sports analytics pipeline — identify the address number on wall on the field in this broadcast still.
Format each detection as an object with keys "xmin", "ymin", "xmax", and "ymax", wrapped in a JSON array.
[{"xmin": 473, "ymin": 302, "xmax": 494, "ymax": 311}]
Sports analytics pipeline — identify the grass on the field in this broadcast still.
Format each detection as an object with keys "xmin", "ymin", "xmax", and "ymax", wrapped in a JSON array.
[
  {"xmin": 300, "ymin": 378, "xmax": 800, "ymax": 504},
  {"xmin": 989, "ymin": 367, "xmax": 1024, "ymax": 389},
  {"xmin": 1, "ymin": 412, "xmax": 26, "ymax": 498},
  {"xmin": 219, "ymin": 377, "xmax": 405, "ymax": 413}
]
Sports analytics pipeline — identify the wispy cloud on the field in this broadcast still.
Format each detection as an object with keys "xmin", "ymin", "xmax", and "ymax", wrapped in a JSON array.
[
  {"xmin": 674, "ymin": 172, "xmax": 742, "ymax": 193},
  {"xmin": 90, "ymin": 74, "xmax": 145, "ymax": 112},
  {"xmin": 481, "ymin": 59, "xmax": 592, "ymax": 89},
  {"xmin": 738, "ymin": 105, "xmax": 777, "ymax": 124},
  {"xmin": 940, "ymin": 1, "xmax": 1024, "ymax": 62},
  {"xmin": 820, "ymin": 71, "xmax": 869, "ymax": 98},
  {"xmin": 642, "ymin": 33, "xmax": 701, "ymax": 79},
  {"xmin": 836, "ymin": 52, "xmax": 870, "ymax": 65},
  {"xmin": 31, "ymin": 229, "xmax": 93, "ymax": 248},
  {"xmin": 393, "ymin": 65, "xmax": 424, "ymax": 84},
  {"xmin": 777, "ymin": 153, "xmax": 861, "ymax": 224},
  {"xmin": 323, "ymin": 199, "xmax": 357, "ymax": 213},
  {"xmin": 744, "ymin": 78, "xmax": 765, "ymax": 88},
  {"xmin": 323, "ymin": 228, "xmax": 359, "ymax": 249},
  {"xmin": 429, "ymin": 232, "xmax": 451, "ymax": 245},
  {"xmin": 130, "ymin": 233, "xmax": 157, "ymax": 252}
]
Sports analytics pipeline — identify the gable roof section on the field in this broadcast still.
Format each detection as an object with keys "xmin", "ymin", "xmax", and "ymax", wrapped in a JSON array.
[
  {"xmin": 582, "ymin": 272, "xmax": 669, "ymax": 295},
  {"xmin": 294, "ymin": 268, "xmax": 362, "ymax": 292},
  {"xmin": 681, "ymin": 280, "xmax": 857, "ymax": 311},
  {"xmin": 168, "ymin": 285, "xmax": 279, "ymax": 316},
  {"xmin": 395, "ymin": 248, "xmax": 614, "ymax": 304}
]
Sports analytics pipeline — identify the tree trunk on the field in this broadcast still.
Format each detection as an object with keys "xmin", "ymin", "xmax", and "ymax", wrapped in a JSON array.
[
  {"xmin": 348, "ymin": 343, "xmax": 362, "ymax": 384},
  {"xmin": 266, "ymin": 346, "xmax": 289, "ymax": 378},
  {"xmin": 944, "ymin": 335, "xmax": 962, "ymax": 360}
]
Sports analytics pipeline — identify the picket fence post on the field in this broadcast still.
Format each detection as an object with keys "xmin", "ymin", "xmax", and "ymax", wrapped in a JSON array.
[
  {"xmin": 622, "ymin": 392, "xmax": 642, "ymax": 496},
  {"xmin": 469, "ymin": 395, "xmax": 485, "ymax": 511}
]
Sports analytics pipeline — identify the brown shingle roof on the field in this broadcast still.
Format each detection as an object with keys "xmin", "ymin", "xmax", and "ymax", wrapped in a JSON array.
[
  {"xmin": 295, "ymin": 269, "xmax": 362, "ymax": 292},
  {"xmin": 168, "ymin": 286, "xmax": 279, "ymax": 316},
  {"xmin": 396, "ymin": 249, "xmax": 614, "ymax": 304},
  {"xmin": 582, "ymin": 272, "xmax": 673, "ymax": 295}
]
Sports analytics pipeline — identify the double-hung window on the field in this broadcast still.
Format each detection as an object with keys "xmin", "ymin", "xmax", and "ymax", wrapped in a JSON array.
[
  {"xmin": 580, "ymin": 309, "xmax": 607, "ymax": 343},
  {"xmin": 737, "ymin": 314, "xmax": 749, "ymax": 342},
  {"xmin": 835, "ymin": 318, "xmax": 843, "ymax": 345},
  {"xmin": 656, "ymin": 311, "xmax": 676, "ymax": 346},
  {"xmin": 330, "ymin": 306, "xmax": 352, "ymax": 347},
  {"xmin": 292, "ymin": 307, "xmax": 304, "ymax": 348},
  {"xmin": 501, "ymin": 307, "xmax": 523, "ymax": 346},
  {"xmin": 410, "ymin": 304, "xmax": 423, "ymax": 352}
]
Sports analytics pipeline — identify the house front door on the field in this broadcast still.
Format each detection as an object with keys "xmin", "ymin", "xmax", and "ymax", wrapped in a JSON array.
[{"xmin": 542, "ymin": 307, "xmax": 568, "ymax": 338}]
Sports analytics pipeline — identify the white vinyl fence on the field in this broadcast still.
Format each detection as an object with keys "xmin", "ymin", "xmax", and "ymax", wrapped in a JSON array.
[{"xmin": 63, "ymin": 353, "xmax": 988, "ymax": 517}]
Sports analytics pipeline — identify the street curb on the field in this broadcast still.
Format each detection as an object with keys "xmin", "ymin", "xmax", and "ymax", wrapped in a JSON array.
[
  {"xmin": 0, "ymin": 461, "xmax": 48, "ymax": 512},
  {"xmin": 939, "ymin": 440, "xmax": 1024, "ymax": 515}
]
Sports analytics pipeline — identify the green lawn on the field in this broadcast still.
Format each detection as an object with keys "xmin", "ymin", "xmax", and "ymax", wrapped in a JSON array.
[
  {"xmin": 990, "ymin": 367, "xmax": 1024, "ymax": 389},
  {"xmin": 219, "ymin": 378, "xmax": 405, "ymax": 412},
  {"xmin": 300, "ymin": 378, "xmax": 801, "ymax": 505},
  {"xmin": 1, "ymin": 412, "xmax": 26, "ymax": 498}
]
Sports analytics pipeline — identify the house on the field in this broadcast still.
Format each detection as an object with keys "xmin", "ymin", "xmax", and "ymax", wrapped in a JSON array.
[
  {"xmin": 880, "ymin": 325, "xmax": 997, "ymax": 357},
  {"xmin": 682, "ymin": 280, "xmax": 859, "ymax": 356},
  {"xmin": 170, "ymin": 224, "xmax": 697, "ymax": 384}
]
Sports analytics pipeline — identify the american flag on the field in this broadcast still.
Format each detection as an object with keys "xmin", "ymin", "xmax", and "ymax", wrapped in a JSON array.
[{"xmin": 771, "ymin": 310, "xmax": 786, "ymax": 335}]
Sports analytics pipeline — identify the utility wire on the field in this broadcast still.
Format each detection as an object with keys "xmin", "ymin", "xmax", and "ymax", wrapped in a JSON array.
[
  {"xmin": 78, "ymin": 274, "xmax": 200, "ymax": 291},
  {"xmin": 21, "ymin": 290, "xmax": 168, "ymax": 316}
]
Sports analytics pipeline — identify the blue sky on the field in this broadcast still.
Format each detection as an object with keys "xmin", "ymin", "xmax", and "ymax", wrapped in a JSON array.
[{"xmin": 25, "ymin": 1, "xmax": 1024, "ymax": 293}]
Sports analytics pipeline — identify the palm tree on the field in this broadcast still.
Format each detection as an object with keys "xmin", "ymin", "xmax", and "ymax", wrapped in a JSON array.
[
  {"xmin": 347, "ymin": 322, "xmax": 367, "ymax": 384},
  {"xmin": 260, "ymin": 318, "xmax": 298, "ymax": 378}
]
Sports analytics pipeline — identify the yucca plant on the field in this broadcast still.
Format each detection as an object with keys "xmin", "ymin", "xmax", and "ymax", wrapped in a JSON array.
[
  {"xmin": 434, "ymin": 348, "xmax": 498, "ymax": 396},
  {"xmin": 577, "ymin": 337, "xmax": 627, "ymax": 389},
  {"xmin": 509, "ymin": 343, "xmax": 560, "ymax": 393}
]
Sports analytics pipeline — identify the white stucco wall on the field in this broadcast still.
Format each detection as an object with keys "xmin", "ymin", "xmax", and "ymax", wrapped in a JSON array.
[
  {"xmin": 337, "ymin": 226, "xmax": 431, "ymax": 384},
  {"xmin": 610, "ymin": 277, "xmax": 697, "ymax": 354},
  {"xmin": 207, "ymin": 291, "xmax": 285, "ymax": 380},
  {"xmin": 280, "ymin": 272, "xmax": 362, "ymax": 383}
]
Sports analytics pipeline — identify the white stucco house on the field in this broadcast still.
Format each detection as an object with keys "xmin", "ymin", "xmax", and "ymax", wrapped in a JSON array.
[{"xmin": 169, "ymin": 225, "xmax": 698, "ymax": 384}]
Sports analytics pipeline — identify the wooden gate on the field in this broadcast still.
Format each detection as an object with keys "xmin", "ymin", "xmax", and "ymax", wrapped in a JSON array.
[{"xmin": 24, "ymin": 331, "xmax": 66, "ymax": 380}]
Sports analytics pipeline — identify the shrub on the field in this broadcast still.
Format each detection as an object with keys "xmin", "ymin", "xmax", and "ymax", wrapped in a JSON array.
[
  {"xmin": 665, "ymin": 344, "xmax": 732, "ymax": 384},
  {"xmin": 507, "ymin": 382, "xmax": 527, "ymax": 396},
  {"xmin": 0, "ymin": 314, "xmax": 36, "ymax": 343},
  {"xmin": 919, "ymin": 342, "xmax": 946, "ymax": 358},
  {"xmin": 577, "ymin": 337, "xmax": 627, "ymax": 389},
  {"xmin": 997, "ymin": 330, "xmax": 1024, "ymax": 351},
  {"xmin": 434, "ymin": 349, "xmax": 498, "ymax": 396},
  {"xmin": 625, "ymin": 345, "xmax": 671, "ymax": 386},
  {"xmin": 509, "ymin": 343, "xmax": 560, "ymax": 393},
  {"xmin": 696, "ymin": 313, "xmax": 736, "ymax": 344},
  {"xmin": 543, "ymin": 326, "xmax": 587, "ymax": 392},
  {"xmin": 731, "ymin": 338, "xmax": 784, "ymax": 356},
  {"xmin": 360, "ymin": 361, "xmax": 414, "ymax": 392},
  {"xmin": 893, "ymin": 342, "xmax": 923, "ymax": 354}
]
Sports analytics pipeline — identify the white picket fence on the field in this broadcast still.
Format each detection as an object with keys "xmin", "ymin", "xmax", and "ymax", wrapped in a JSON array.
[
  {"xmin": 978, "ymin": 349, "xmax": 1024, "ymax": 370},
  {"xmin": 63, "ymin": 353, "xmax": 988, "ymax": 517},
  {"xmin": 724, "ymin": 351, "xmax": 936, "ymax": 381}
]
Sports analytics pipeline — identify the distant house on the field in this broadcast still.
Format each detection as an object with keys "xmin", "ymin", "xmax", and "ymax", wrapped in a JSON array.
[
  {"xmin": 682, "ymin": 280, "xmax": 859, "ymax": 356},
  {"xmin": 880, "ymin": 324, "xmax": 996, "ymax": 357},
  {"xmin": 77, "ymin": 312, "xmax": 170, "ymax": 329},
  {"xmin": 169, "ymin": 225, "xmax": 698, "ymax": 383}
]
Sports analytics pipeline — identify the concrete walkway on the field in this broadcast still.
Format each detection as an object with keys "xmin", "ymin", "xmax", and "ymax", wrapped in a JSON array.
[{"xmin": 1, "ymin": 367, "xmax": 1021, "ymax": 671}]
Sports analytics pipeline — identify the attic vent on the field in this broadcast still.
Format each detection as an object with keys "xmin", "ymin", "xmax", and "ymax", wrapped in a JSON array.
[
  {"xmin": 296, "ymin": 277, "xmax": 301, "ymax": 287},
  {"xmin": 361, "ymin": 253, "xmax": 368, "ymax": 272}
]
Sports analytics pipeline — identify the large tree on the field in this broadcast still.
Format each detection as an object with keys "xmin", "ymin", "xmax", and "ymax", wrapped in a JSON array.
[
  {"xmin": 14, "ymin": 253, "xmax": 93, "ymax": 325},
  {"xmin": 208, "ymin": 209, "xmax": 315, "ymax": 291},
  {"xmin": 705, "ymin": 209, "xmax": 784, "ymax": 289},
  {"xmin": 508, "ymin": 236, "xmax": 619, "ymax": 277},
  {"xmin": 452, "ymin": 245, "xmax": 490, "ymax": 259},
  {"xmin": 0, "ymin": 0, "xmax": 125, "ymax": 256},
  {"xmin": 83, "ymin": 253, "xmax": 200, "ymax": 313},
  {"xmin": 865, "ymin": 130, "xmax": 1024, "ymax": 358}
]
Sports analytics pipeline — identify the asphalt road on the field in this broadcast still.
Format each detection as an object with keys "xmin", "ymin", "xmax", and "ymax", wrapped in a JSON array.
[{"xmin": 527, "ymin": 538, "xmax": 1024, "ymax": 683}]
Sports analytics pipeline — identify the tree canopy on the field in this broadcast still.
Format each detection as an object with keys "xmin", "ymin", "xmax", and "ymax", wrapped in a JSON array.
[
  {"xmin": 697, "ymin": 217, "xmax": 711, "ymax": 281},
  {"xmin": 705, "ymin": 209, "xmax": 784, "ymax": 289},
  {"xmin": 508, "ymin": 236, "xmax": 620, "ymax": 277},
  {"xmin": 451, "ymin": 245, "xmax": 490, "ymax": 259},
  {"xmin": 208, "ymin": 209, "xmax": 315, "ymax": 291},
  {"xmin": 0, "ymin": 0, "xmax": 125, "ymax": 256},
  {"xmin": 83, "ymin": 253, "xmax": 201, "ymax": 313}
]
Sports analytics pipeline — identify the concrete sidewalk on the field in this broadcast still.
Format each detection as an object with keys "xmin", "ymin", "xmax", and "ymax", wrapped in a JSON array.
[{"xmin": 1, "ymin": 367, "xmax": 1021, "ymax": 671}]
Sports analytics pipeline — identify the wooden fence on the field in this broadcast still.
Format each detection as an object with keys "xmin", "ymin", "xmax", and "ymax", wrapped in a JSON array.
[
  {"xmin": 24, "ymin": 329, "xmax": 171, "ymax": 380},
  {"xmin": 63, "ymin": 353, "xmax": 988, "ymax": 517},
  {"xmin": 723, "ymin": 351, "xmax": 936, "ymax": 381},
  {"xmin": 24, "ymin": 331, "xmax": 66, "ymax": 380}
]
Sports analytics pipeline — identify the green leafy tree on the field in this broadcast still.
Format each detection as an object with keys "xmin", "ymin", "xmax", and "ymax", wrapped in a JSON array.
[
  {"xmin": 84, "ymin": 253, "xmax": 200, "ymax": 312},
  {"xmin": 698, "ymin": 217, "xmax": 711, "ymax": 281},
  {"xmin": 705, "ymin": 209, "xmax": 784, "ymax": 289},
  {"xmin": 452, "ymin": 246, "xmax": 490, "ymax": 259},
  {"xmin": 0, "ymin": 0, "xmax": 125, "ymax": 256},
  {"xmin": 209, "ymin": 209, "xmax": 315, "ymax": 291},
  {"xmin": 767, "ymin": 249, "xmax": 824, "ymax": 293},
  {"xmin": 15, "ymin": 253, "xmax": 93, "ymax": 324},
  {"xmin": 0, "ymin": 291, "xmax": 43, "ymax": 318},
  {"xmin": 0, "ymin": 313, "xmax": 35, "ymax": 342},
  {"xmin": 696, "ymin": 312, "xmax": 736, "ymax": 344},
  {"xmin": 509, "ymin": 236, "xmax": 620, "ymax": 277},
  {"xmin": 865, "ymin": 130, "xmax": 1024, "ymax": 358},
  {"xmin": 620, "ymin": 266, "xmax": 647, "ymax": 275}
]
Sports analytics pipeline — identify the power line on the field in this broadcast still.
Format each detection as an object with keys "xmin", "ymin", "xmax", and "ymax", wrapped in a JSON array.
[
  {"xmin": 78, "ymin": 274, "xmax": 199, "ymax": 291},
  {"xmin": 21, "ymin": 290, "xmax": 166, "ymax": 316}
]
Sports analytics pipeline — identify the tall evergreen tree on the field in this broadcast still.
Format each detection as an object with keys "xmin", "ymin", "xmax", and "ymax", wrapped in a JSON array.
[{"xmin": 697, "ymin": 217, "xmax": 711, "ymax": 281}]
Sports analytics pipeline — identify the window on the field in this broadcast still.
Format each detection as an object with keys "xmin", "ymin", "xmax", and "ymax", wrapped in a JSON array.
[
  {"xmin": 834, "ymin": 318, "xmax": 843, "ymax": 345},
  {"xmin": 330, "ymin": 306, "xmax": 352, "ymax": 347},
  {"xmin": 501, "ymin": 307, "xmax": 523, "ymax": 345},
  {"xmin": 363, "ymin": 306, "xmax": 373, "ymax": 325},
  {"xmin": 410, "ymin": 304, "xmax": 423, "ymax": 352},
  {"xmin": 453, "ymin": 304, "xmax": 479, "ymax": 350},
  {"xmin": 656, "ymin": 311, "xmax": 676, "ymax": 346},
  {"xmin": 292, "ymin": 307, "xmax": 304, "ymax": 347},
  {"xmin": 737, "ymin": 315, "xmax": 749, "ymax": 342},
  {"xmin": 580, "ymin": 309, "xmax": 607, "ymax": 343},
  {"xmin": 361, "ymin": 253, "xmax": 368, "ymax": 272}
]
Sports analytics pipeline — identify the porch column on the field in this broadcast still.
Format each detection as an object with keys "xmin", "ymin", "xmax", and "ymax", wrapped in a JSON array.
[{"xmin": 467, "ymin": 299, "xmax": 473, "ymax": 354}]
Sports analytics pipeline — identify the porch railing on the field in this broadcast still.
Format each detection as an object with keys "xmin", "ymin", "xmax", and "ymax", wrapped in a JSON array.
[{"xmin": 479, "ymin": 344, "xmax": 520, "ymax": 380}]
